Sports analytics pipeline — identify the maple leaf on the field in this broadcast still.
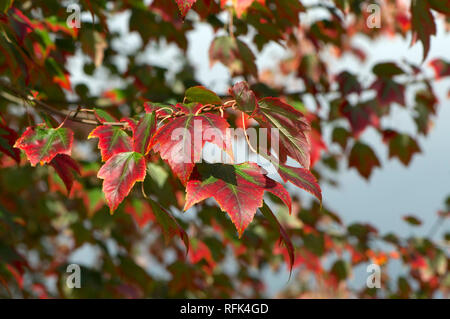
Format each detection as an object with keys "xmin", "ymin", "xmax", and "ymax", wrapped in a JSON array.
[
  {"xmin": 148, "ymin": 198, "xmax": 190, "ymax": 253},
  {"xmin": 184, "ymin": 162, "xmax": 291, "ymax": 237},
  {"xmin": 0, "ymin": 122, "xmax": 21, "ymax": 163},
  {"xmin": 175, "ymin": 0, "xmax": 197, "ymax": 18},
  {"xmin": 383, "ymin": 130, "xmax": 421, "ymax": 166},
  {"xmin": 14, "ymin": 125, "xmax": 73, "ymax": 166},
  {"xmin": 370, "ymin": 78, "xmax": 405, "ymax": 107},
  {"xmin": 348, "ymin": 142, "xmax": 381, "ymax": 179},
  {"xmin": 410, "ymin": 0, "xmax": 436, "ymax": 60},
  {"xmin": 209, "ymin": 36, "xmax": 258, "ymax": 78},
  {"xmin": 149, "ymin": 103, "xmax": 233, "ymax": 185},
  {"xmin": 231, "ymin": 83, "xmax": 311, "ymax": 168},
  {"xmin": 97, "ymin": 151, "xmax": 146, "ymax": 213},
  {"xmin": 255, "ymin": 97, "xmax": 311, "ymax": 169},
  {"xmin": 260, "ymin": 202, "xmax": 295, "ymax": 273},
  {"xmin": 49, "ymin": 154, "xmax": 81, "ymax": 192},
  {"xmin": 340, "ymin": 100, "xmax": 380, "ymax": 138},
  {"xmin": 88, "ymin": 125, "xmax": 132, "ymax": 161},
  {"xmin": 130, "ymin": 112, "xmax": 156, "ymax": 155},
  {"xmin": 229, "ymin": 81, "xmax": 257, "ymax": 115},
  {"xmin": 275, "ymin": 163, "xmax": 322, "ymax": 202},
  {"xmin": 429, "ymin": 59, "xmax": 450, "ymax": 79}
]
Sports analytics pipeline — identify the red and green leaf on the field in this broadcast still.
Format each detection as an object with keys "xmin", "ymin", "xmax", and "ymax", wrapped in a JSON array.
[
  {"xmin": 429, "ymin": 59, "xmax": 450, "ymax": 79},
  {"xmin": 184, "ymin": 162, "xmax": 291, "ymax": 237},
  {"xmin": 88, "ymin": 125, "xmax": 132, "ymax": 161},
  {"xmin": 255, "ymin": 97, "xmax": 311, "ymax": 169},
  {"xmin": 383, "ymin": 130, "xmax": 421, "ymax": 166},
  {"xmin": 175, "ymin": 0, "xmax": 197, "ymax": 18},
  {"xmin": 48, "ymin": 154, "xmax": 81, "ymax": 192},
  {"xmin": 14, "ymin": 125, "xmax": 73, "ymax": 166},
  {"xmin": 348, "ymin": 142, "xmax": 381, "ymax": 179},
  {"xmin": 410, "ymin": 0, "xmax": 436, "ymax": 60},
  {"xmin": 131, "ymin": 112, "xmax": 156, "ymax": 155},
  {"xmin": 209, "ymin": 36, "xmax": 258, "ymax": 78},
  {"xmin": 148, "ymin": 198, "xmax": 189, "ymax": 253},
  {"xmin": 149, "ymin": 103, "xmax": 233, "ymax": 185},
  {"xmin": 276, "ymin": 163, "xmax": 322, "ymax": 202},
  {"xmin": 97, "ymin": 151, "xmax": 146, "ymax": 213}
]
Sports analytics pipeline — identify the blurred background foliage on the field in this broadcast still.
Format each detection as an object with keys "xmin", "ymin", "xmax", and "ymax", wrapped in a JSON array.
[{"xmin": 0, "ymin": 0, "xmax": 449, "ymax": 298}]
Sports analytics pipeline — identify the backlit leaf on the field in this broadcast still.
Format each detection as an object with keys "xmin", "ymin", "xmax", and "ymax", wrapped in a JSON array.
[
  {"xmin": 410, "ymin": 0, "xmax": 436, "ymax": 60},
  {"xmin": 148, "ymin": 198, "xmax": 189, "ymax": 253}
]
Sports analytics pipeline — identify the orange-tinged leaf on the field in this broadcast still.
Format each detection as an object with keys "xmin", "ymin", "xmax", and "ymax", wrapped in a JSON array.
[
  {"xmin": 184, "ymin": 162, "xmax": 291, "ymax": 237},
  {"xmin": 97, "ymin": 151, "xmax": 146, "ymax": 213},
  {"xmin": 14, "ymin": 125, "xmax": 73, "ymax": 166}
]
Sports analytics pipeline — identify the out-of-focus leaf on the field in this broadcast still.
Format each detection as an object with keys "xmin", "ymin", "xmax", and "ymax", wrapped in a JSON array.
[
  {"xmin": 209, "ymin": 36, "xmax": 258, "ymax": 78},
  {"xmin": 229, "ymin": 81, "xmax": 257, "ymax": 115},
  {"xmin": 175, "ymin": 0, "xmax": 197, "ymax": 18},
  {"xmin": 348, "ymin": 142, "xmax": 380, "ymax": 179},
  {"xmin": 0, "ymin": 123, "xmax": 20, "ymax": 163},
  {"xmin": 260, "ymin": 202, "xmax": 294, "ymax": 274},
  {"xmin": 410, "ymin": 0, "xmax": 436, "ymax": 60},
  {"xmin": 49, "ymin": 154, "xmax": 81, "ymax": 192},
  {"xmin": 148, "ymin": 198, "xmax": 189, "ymax": 253},
  {"xmin": 402, "ymin": 215, "xmax": 422, "ymax": 226},
  {"xmin": 185, "ymin": 86, "xmax": 222, "ymax": 105}
]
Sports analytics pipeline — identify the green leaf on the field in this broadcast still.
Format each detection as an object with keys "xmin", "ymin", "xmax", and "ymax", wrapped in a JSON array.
[{"xmin": 185, "ymin": 86, "xmax": 222, "ymax": 105}]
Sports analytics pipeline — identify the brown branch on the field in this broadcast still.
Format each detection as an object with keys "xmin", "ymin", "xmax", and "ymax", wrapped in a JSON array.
[
  {"xmin": 0, "ymin": 80, "xmax": 236, "ymax": 127},
  {"xmin": 0, "ymin": 79, "xmax": 122, "ymax": 126}
]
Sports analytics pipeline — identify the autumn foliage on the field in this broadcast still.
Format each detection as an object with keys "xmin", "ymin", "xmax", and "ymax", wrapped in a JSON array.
[{"xmin": 0, "ymin": 0, "xmax": 449, "ymax": 298}]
